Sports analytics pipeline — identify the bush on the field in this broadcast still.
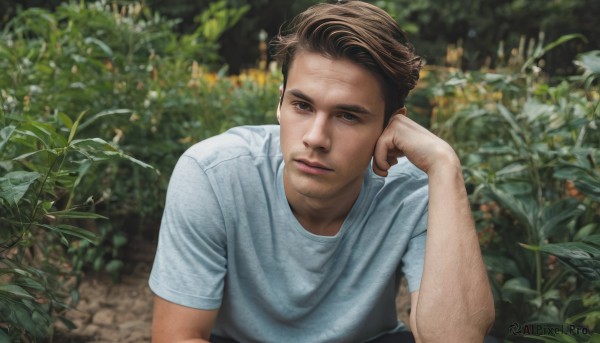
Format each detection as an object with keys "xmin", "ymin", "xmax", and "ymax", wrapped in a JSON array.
[
  {"xmin": 1, "ymin": 0, "xmax": 279, "ymax": 250},
  {"xmin": 0, "ymin": 1, "xmax": 279, "ymax": 340},
  {"xmin": 0, "ymin": 109, "xmax": 151, "ymax": 340},
  {"xmin": 428, "ymin": 45, "xmax": 600, "ymax": 339}
]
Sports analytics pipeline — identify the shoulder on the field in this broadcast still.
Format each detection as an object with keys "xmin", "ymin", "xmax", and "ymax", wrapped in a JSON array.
[{"xmin": 183, "ymin": 125, "xmax": 281, "ymax": 171}]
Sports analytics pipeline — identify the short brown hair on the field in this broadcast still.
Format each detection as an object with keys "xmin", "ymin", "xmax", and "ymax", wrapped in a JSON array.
[{"xmin": 271, "ymin": 0, "xmax": 423, "ymax": 125}]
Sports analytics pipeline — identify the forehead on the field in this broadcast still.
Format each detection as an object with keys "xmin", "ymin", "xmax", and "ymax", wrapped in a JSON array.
[{"xmin": 286, "ymin": 52, "xmax": 385, "ymax": 114}]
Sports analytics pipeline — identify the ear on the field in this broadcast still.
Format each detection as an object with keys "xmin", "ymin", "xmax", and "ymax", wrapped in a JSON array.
[
  {"xmin": 277, "ymin": 103, "xmax": 281, "ymax": 123},
  {"xmin": 277, "ymin": 84, "xmax": 284, "ymax": 123}
]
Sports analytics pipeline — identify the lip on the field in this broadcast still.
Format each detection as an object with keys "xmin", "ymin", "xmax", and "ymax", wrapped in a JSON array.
[{"xmin": 294, "ymin": 158, "xmax": 333, "ymax": 175}]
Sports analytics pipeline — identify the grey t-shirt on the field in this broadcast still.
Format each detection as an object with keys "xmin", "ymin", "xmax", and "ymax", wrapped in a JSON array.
[{"xmin": 149, "ymin": 125, "xmax": 428, "ymax": 342}]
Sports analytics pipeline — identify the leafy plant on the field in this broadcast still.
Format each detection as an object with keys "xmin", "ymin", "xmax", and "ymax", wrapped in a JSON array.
[
  {"xmin": 0, "ymin": 0, "xmax": 279, "ymax": 279},
  {"xmin": 428, "ymin": 44, "xmax": 600, "ymax": 339},
  {"xmin": 0, "ymin": 111, "xmax": 151, "ymax": 341}
]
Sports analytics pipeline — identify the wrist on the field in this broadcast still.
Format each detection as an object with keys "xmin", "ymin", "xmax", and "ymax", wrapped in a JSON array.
[{"xmin": 425, "ymin": 144, "xmax": 461, "ymax": 177}]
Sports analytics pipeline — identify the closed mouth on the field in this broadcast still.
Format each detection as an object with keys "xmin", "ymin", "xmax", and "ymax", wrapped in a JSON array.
[{"xmin": 295, "ymin": 159, "xmax": 334, "ymax": 172}]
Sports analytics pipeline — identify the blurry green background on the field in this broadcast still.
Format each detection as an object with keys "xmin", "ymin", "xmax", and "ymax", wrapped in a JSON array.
[{"xmin": 2, "ymin": 0, "xmax": 599, "ymax": 73}]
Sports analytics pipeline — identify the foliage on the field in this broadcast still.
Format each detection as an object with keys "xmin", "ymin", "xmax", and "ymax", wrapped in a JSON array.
[
  {"xmin": 3, "ymin": 0, "xmax": 599, "ymax": 74},
  {"xmin": 373, "ymin": 0, "xmax": 599, "ymax": 74},
  {"xmin": 0, "ymin": 108, "xmax": 151, "ymax": 341},
  {"xmin": 0, "ymin": 1, "xmax": 279, "ymax": 340},
  {"xmin": 428, "ymin": 44, "xmax": 600, "ymax": 339},
  {"xmin": 0, "ymin": 0, "xmax": 278, "ymax": 255}
]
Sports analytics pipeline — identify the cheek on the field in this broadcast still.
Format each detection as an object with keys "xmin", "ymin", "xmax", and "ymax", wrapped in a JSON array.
[{"xmin": 340, "ymin": 132, "xmax": 380, "ymax": 162}]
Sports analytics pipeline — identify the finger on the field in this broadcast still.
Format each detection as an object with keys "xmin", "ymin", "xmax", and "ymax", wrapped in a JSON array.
[{"xmin": 372, "ymin": 133, "xmax": 396, "ymax": 176}]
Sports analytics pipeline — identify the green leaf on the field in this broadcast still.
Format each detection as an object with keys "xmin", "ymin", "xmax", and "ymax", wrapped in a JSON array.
[
  {"xmin": 112, "ymin": 233, "xmax": 127, "ymax": 249},
  {"xmin": 0, "ymin": 125, "xmax": 16, "ymax": 153},
  {"xmin": 105, "ymin": 259, "xmax": 124, "ymax": 274},
  {"xmin": 12, "ymin": 150, "xmax": 47, "ymax": 160},
  {"xmin": 541, "ymin": 242, "xmax": 600, "ymax": 280},
  {"xmin": 16, "ymin": 278, "xmax": 45, "ymax": 291},
  {"xmin": 574, "ymin": 224, "xmax": 598, "ymax": 242},
  {"xmin": 566, "ymin": 308, "xmax": 600, "ymax": 324},
  {"xmin": 0, "ymin": 328, "xmax": 10, "ymax": 343},
  {"xmin": 69, "ymin": 138, "xmax": 153, "ymax": 168},
  {"xmin": 70, "ymin": 137, "xmax": 115, "ymax": 149},
  {"xmin": 21, "ymin": 121, "xmax": 67, "ymax": 149},
  {"xmin": 84, "ymin": 37, "xmax": 114, "ymax": 57},
  {"xmin": 497, "ymin": 104, "xmax": 523, "ymax": 136},
  {"xmin": 93, "ymin": 256, "xmax": 104, "ymax": 271},
  {"xmin": 576, "ymin": 50, "xmax": 600, "ymax": 75},
  {"xmin": 502, "ymin": 277, "xmax": 537, "ymax": 295},
  {"xmin": 68, "ymin": 111, "xmax": 87, "ymax": 144},
  {"xmin": 0, "ymin": 284, "xmax": 35, "ymax": 300},
  {"xmin": 542, "ymin": 242, "xmax": 600, "ymax": 258},
  {"xmin": 58, "ymin": 315, "xmax": 77, "ymax": 330},
  {"xmin": 573, "ymin": 174, "xmax": 600, "ymax": 202},
  {"xmin": 485, "ymin": 184, "xmax": 535, "ymax": 231},
  {"xmin": 0, "ymin": 268, "xmax": 32, "ymax": 278},
  {"xmin": 16, "ymin": 128, "xmax": 51, "ymax": 150},
  {"xmin": 0, "ymin": 171, "xmax": 41, "ymax": 205},
  {"xmin": 71, "ymin": 289, "xmax": 80, "ymax": 306},
  {"xmin": 36, "ymin": 223, "xmax": 99, "ymax": 244},
  {"xmin": 483, "ymin": 253, "xmax": 520, "ymax": 276},
  {"xmin": 56, "ymin": 112, "xmax": 73, "ymax": 129},
  {"xmin": 496, "ymin": 163, "xmax": 528, "ymax": 177},
  {"xmin": 78, "ymin": 109, "xmax": 132, "ymax": 130},
  {"xmin": 583, "ymin": 235, "xmax": 600, "ymax": 248},
  {"xmin": 46, "ymin": 210, "xmax": 108, "ymax": 220},
  {"xmin": 540, "ymin": 198, "xmax": 586, "ymax": 240},
  {"xmin": 521, "ymin": 99, "xmax": 555, "ymax": 124},
  {"xmin": 109, "ymin": 151, "xmax": 154, "ymax": 169}
]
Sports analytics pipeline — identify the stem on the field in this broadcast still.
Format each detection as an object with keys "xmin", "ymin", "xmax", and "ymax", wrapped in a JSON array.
[
  {"xmin": 26, "ymin": 153, "xmax": 60, "ymax": 233},
  {"xmin": 535, "ymin": 250, "xmax": 542, "ymax": 296}
]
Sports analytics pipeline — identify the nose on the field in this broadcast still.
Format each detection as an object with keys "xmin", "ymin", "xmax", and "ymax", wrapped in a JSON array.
[{"xmin": 302, "ymin": 114, "xmax": 331, "ymax": 151}]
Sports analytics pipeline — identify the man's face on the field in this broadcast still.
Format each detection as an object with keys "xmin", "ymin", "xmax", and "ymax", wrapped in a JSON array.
[{"xmin": 279, "ymin": 51, "xmax": 386, "ymax": 202}]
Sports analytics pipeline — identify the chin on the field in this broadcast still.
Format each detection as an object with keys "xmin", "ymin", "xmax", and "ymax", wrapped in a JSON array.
[{"xmin": 290, "ymin": 178, "xmax": 335, "ymax": 199}]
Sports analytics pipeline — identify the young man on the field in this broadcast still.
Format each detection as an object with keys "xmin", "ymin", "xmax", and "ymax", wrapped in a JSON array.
[{"xmin": 150, "ymin": 1, "xmax": 495, "ymax": 342}]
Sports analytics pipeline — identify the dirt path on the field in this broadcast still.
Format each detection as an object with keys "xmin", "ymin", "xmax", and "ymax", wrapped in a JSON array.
[
  {"xmin": 55, "ymin": 237, "xmax": 156, "ymax": 343},
  {"xmin": 55, "ymin": 237, "xmax": 412, "ymax": 342}
]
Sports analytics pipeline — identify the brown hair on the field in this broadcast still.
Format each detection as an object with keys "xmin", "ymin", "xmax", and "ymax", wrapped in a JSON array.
[{"xmin": 271, "ymin": 0, "xmax": 423, "ymax": 125}]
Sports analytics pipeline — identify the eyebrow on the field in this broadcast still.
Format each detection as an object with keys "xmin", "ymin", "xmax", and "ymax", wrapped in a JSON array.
[{"xmin": 287, "ymin": 89, "xmax": 374, "ymax": 117}]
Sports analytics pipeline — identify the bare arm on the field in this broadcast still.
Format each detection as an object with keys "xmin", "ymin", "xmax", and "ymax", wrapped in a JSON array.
[
  {"xmin": 375, "ymin": 111, "xmax": 494, "ymax": 342},
  {"xmin": 409, "ymin": 291, "xmax": 422, "ymax": 343},
  {"xmin": 152, "ymin": 296, "xmax": 218, "ymax": 343}
]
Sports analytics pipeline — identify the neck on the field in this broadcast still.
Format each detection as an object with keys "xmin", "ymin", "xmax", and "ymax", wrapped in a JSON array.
[{"xmin": 283, "ymin": 176, "xmax": 363, "ymax": 237}]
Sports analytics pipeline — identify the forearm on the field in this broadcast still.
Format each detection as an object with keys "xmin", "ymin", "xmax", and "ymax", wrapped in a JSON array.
[
  {"xmin": 152, "ymin": 296, "xmax": 217, "ymax": 343},
  {"xmin": 415, "ymin": 153, "xmax": 494, "ymax": 342}
]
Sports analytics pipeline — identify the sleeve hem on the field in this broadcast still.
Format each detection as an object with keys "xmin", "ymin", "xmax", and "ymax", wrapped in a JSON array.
[{"xmin": 149, "ymin": 277, "xmax": 222, "ymax": 310}]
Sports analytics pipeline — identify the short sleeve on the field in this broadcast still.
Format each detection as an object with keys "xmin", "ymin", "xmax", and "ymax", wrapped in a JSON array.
[
  {"xmin": 401, "ymin": 229, "xmax": 427, "ymax": 292},
  {"xmin": 401, "ymin": 188, "xmax": 428, "ymax": 293},
  {"xmin": 149, "ymin": 154, "xmax": 227, "ymax": 310}
]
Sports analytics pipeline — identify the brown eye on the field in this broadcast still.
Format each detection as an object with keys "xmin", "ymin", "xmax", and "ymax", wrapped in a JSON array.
[
  {"xmin": 293, "ymin": 101, "xmax": 312, "ymax": 112},
  {"xmin": 340, "ymin": 113, "xmax": 358, "ymax": 122}
]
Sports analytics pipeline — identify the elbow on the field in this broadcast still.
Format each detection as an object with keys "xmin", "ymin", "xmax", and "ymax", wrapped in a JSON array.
[
  {"xmin": 482, "ymin": 297, "xmax": 496, "ymax": 335},
  {"xmin": 414, "ymin": 302, "xmax": 496, "ymax": 342}
]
